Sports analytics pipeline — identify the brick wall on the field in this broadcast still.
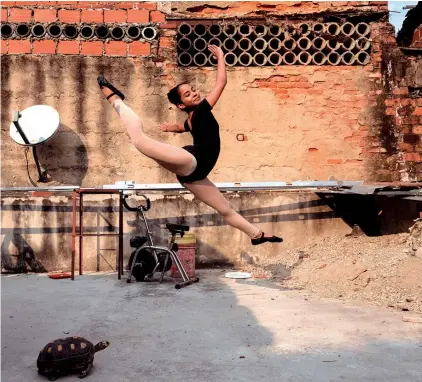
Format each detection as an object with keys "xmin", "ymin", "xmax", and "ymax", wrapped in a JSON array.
[
  {"xmin": 3, "ymin": 1, "xmax": 421, "ymax": 186},
  {"xmin": 412, "ymin": 25, "xmax": 422, "ymax": 48}
]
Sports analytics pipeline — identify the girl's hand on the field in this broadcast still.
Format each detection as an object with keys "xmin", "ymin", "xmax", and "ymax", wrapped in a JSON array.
[{"xmin": 208, "ymin": 44, "xmax": 224, "ymax": 60}]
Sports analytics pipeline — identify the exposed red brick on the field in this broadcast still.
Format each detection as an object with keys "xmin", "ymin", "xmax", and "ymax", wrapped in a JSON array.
[
  {"xmin": 127, "ymin": 9, "xmax": 149, "ymax": 22},
  {"xmin": 159, "ymin": 21, "xmax": 178, "ymax": 29},
  {"xmin": 31, "ymin": 191, "xmax": 53, "ymax": 197},
  {"xmin": 398, "ymin": 143, "xmax": 414, "ymax": 152},
  {"xmin": 57, "ymin": 41, "xmax": 79, "ymax": 55},
  {"xmin": 1, "ymin": 40, "xmax": 7, "ymax": 54},
  {"xmin": 81, "ymin": 9, "xmax": 103, "ymax": 23},
  {"xmin": 33, "ymin": 40, "xmax": 56, "ymax": 54},
  {"xmin": 413, "ymin": 107, "xmax": 422, "ymax": 115},
  {"xmin": 81, "ymin": 41, "xmax": 103, "ymax": 56},
  {"xmin": 150, "ymin": 10, "xmax": 165, "ymax": 22},
  {"xmin": 105, "ymin": 41, "xmax": 126, "ymax": 56},
  {"xmin": 392, "ymin": 88, "xmax": 408, "ymax": 96},
  {"xmin": 327, "ymin": 159, "xmax": 342, "ymax": 164},
  {"xmin": 34, "ymin": 9, "xmax": 57, "ymax": 22},
  {"xmin": 368, "ymin": 147, "xmax": 387, "ymax": 153},
  {"xmin": 404, "ymin": 153, "xmax": 421, "ymax": 162},
  {"xmin": 385, "ymin": 107, "xmax": 396, "ymax": 116},
  {"xmin": 13, "ymin": 1, "xmax": 38, "ymax": 4},
  {"xmin": 0, "ymin": 2, "xmax": 16, "ymax": 5},
  {"xmin": 128, "ymin": 41, "xmax": 150, "ymax": 56},
  {"xmin": 159, "ymin": 36, "xmax": 174, "ymax": 48},
  {"xmin": 114, "ymin": 2, "xmax": 137, "ymax": 9},
  {"xmin": 417, "ymin": 99, "xmax": 422, "ymax": 107},
  {"xmin": 9, "ymin": 8, "xmax": 32, "ymax": 22},
  {"xmin": 1, "ymin": 8, "xmax": 7, "ymax": 22},
  {"xmin": 8, "ymin": 40, "xmax": 30, "ymax": 54},
  {"xmin": 58, "ymin": 9, "xmax": 80, "ymax": 23},
  {"xmin": 104, "ymin": 10, "xmax": 126, "ymax": 23},
  {"xmin": 413, "ymin": 126, "xmax": 422, "ymax": 134},
  {"xmin": 138, "ymin": 2, "xmax": 157, "ymax": 10}
]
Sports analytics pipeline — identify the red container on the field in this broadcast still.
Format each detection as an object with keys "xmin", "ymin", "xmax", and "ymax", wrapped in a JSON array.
[{"xmin": 171, "ymin": 245, "xmax": 196, "ymax": 278}]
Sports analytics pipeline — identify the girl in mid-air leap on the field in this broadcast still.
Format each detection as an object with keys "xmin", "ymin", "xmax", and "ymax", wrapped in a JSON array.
[{"xmin": 97, "ymin": 44, "xmax": 283, "ymax": 246}]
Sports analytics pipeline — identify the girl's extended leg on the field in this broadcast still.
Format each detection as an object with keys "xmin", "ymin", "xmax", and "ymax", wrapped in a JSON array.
[
  {"xmin": 99, "ymin": 78, "xmax": 196, "ymax": 177},
  {"xmin": 182, "ymin": 178, "xmax": 283, "ymax": 244}
]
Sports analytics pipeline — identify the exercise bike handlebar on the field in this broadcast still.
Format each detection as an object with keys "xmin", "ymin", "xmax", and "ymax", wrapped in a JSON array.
[{"xmin": 122, "ymin": 193, "xmax": 151, "ymax": 212}]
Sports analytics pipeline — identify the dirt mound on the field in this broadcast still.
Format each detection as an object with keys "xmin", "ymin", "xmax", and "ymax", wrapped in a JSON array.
[{"xmin": 242, "ymin": 223, "xmax": 422, "ymax": 314}]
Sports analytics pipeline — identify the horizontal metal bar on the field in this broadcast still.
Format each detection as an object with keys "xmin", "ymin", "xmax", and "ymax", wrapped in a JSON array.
[
  {"xmin": 0, "ymin": 186, "xmax": 79, "ymax": 192},
  {"xmin": 75, "ymin": 233, "xmax": 121, "ymax": 237}
]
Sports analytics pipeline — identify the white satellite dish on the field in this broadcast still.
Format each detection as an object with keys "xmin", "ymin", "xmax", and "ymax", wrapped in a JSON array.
[
  {"xmin": 9, "ymin": 105, "xmax": 60, "ymax": 183},
  {"xmin": 9, "ymin": 104, "xmax": 60, "ymax": 146}
]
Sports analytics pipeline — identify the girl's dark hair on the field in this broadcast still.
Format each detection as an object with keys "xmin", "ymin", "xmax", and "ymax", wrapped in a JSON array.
[{"xmin": 167, "ymin": 82, "xmax": 188, "ymax": 105}]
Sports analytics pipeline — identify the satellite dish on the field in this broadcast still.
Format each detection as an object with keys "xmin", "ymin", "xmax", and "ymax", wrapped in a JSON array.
[
  {"xmin": 9, "ymin": 104, "xmax": 60, "ymax": 146},
  {"xmin": 9, "ymin": 105, "xmax": 60, "ymax": 183}
]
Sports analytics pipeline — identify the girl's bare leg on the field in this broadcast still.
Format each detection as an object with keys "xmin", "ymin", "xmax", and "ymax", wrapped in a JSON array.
[
  {"xmin": 182, "ymin": 177, "xmax": 280, "ymax": 240},
  {"xmin": 101, "ymin": 87, "xmax": 196, "ymax": 177}
]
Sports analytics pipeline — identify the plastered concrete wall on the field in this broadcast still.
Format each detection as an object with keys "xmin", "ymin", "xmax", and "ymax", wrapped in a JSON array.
[{"xmin": 1, "ymin": 191, "xmax": 352, "ymax": 273}]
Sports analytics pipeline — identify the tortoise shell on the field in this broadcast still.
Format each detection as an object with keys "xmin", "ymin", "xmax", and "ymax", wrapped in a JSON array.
[{"xmin": 37, "ymin": 336, "xmax": 109, "ymax": 380}]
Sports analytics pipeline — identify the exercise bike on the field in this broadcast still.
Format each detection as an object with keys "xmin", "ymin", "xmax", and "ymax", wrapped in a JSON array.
[{"xmin": 122, "ymin": 193, "xmax": 199, "ymax": 289}]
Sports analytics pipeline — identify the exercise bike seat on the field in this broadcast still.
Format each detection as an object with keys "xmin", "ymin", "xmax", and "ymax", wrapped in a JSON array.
[{"xmin": 166, "ymin": 223, "xmax": 189, "ymax": 232}]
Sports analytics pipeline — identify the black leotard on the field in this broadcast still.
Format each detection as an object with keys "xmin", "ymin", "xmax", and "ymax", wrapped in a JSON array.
[{"xmin": 176, "ymin": 99, "xmax": 220, "ymax": 183}]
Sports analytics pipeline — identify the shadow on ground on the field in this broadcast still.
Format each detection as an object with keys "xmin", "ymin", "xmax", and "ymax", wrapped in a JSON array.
[{"xmin": 1, "ymin": 270, "xmax": 422, "ymax": 382}]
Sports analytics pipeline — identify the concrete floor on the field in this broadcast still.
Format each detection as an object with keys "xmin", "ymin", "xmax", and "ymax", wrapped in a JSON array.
[{"xmin": 1, "ymin": 270, "xmax": 422, "ymax": 382}]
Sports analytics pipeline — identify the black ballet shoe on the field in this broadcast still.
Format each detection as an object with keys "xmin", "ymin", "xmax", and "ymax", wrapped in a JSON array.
[
  {"xmin": 251, "ymin": 232, "xmax": 283, "ymax": 246},
  {"xmin": 97, "ymin": 75, "xmax": 125, "ymax": 100}
]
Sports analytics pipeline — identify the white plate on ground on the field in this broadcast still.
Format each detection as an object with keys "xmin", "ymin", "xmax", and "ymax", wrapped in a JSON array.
[{"xmin": 224, "ymin": 272, "xmax": 252, "ymax": 279}]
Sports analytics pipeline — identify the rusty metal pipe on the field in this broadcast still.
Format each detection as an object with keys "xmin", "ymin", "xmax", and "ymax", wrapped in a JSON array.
[
  {"xmin": 341, "ymin": 51, "xmax": 355, "ymax": 65},
  {"xmin": 253, "ymin": 37, "xmax": 267, "ymax": 52},
  {"xmin": 238, "ymin": 37, "xmax": 252, "ymax": 51},
  {"xmin": 224, "ymin": 52, "xmax": 237, "ymax": 66},
  {"xmin": 355, "ymin": 51, "xmax": 370, "ymax": 65},
  {"xmin": 126, "ymin": 25, "xmax": 141, "ymax": 40},
  {"xmin": 238, "ymin": 24, "xmax": 253, "ymax": 37},
  {"xmin": 111, "ymin": 26, "xmax": 125, "ymax": 40},
  {"xmin": 268, "ymin": 37, "xmax": 282, "ymax": 51},
  {"xmin": 298, "ymin": 51, "xmax": 312, "ymax": 65},
  {"xmin": 268, "ymin": 52, "xmax": 283, "ymax": 66},
  {"xmin": 341, "ymin": 22, "xmax": 355, "ymax": 36},
  {"xmin": 47, "ymin": 23, "xmax": 61, "ymax": 38},
  {"xmin": 254, "ymin": 24, "xmax": 268, "ymax": 37},
  {"xmin": 223, "ymin": 38, "xmax": 237, "ymax": 52},
  {"xmin": 177, "ymin": 37, "xmax": 191, "ymax": 51},
  {"xmin": 298, "ymin": 23, "xmax": 311, "ymax": 36},
  {"xmin": 327, "ymin": 39, "xmax": 341, "ymax": 51},
  {"xmin": 356, "ymin": 22, "xmax": 370, "ymax": 37},
  {"xmin": 297, "ymin": 37, "xmax": 312, "ymax": 51},
  {"xmin": 31, "ymin": 24, "xmax": 46, "ymax": 38},
  {"xmin": 142, "ymin": 26, "xmax": 157, "ymax": 40},
  {"xmin": 239, "ymin": 52, "xmax": 253, "ymax": 66},
  {"xmin": 342, "ymin": 38, "xmax": 356, "ymax": 51},
  {"xmin": 327, "ymin": 51, "xmax": 341, "ymax": 65},
  {"xmin": 253, "ymin": 52, "xmax": 267, "ymax": 66},
  {"xmin": 193, "ymin": 52, "xmax": 208, "ymax": 66},
  {"xmin": 283, "ymin": 51, "xmax": 297, "ymax": 65},
  {"xmin": 178, "ymin": 23, "xmax": 192, "ymax": 36},
  {"xmin": 268, "ymin": 24, "xmax": 283, "ymax": 37},
  {"xmin": 312, "ymin": 52, "xmax": 326, "ymax": 65},
  {"xmin": 193, "ymin": 37, "xmax": 207, "ymax": 52},
  {"xmin": 193, "ymin": 23, "xmax": 207, "ymax": 37},
  {"xmin": 312, "ymin": 37, "xmax": 327, "ymax": 51},
  {"xmin": 223, "ymin": 23, "xmax": 236, "ymax": 37},
  {"xmin": 1, "ymin": 23, "xmax": 13, "ymax": 38},
  {"xmin": 312, "ymin": 22, "xmax": 325, "ymax": 35},
  {"xmin": 356, "ymin": 37, "xmax": 370, "ymax": 50},
  {"xmin": 282, "ymin": 38, "xmax": 297, "ymax": 51},
  {"xmin": 327, "ymin": 23, "xmax": 341, "ymax": 36},
  {"xmin": 94, "ymin": 24, "xmax": 109, "ymax": 39},
  {"xmin": 80, "ymin": 25, "xmax": 94, "ymax": 39},
  {"xmin": 208, "ymin": 24, "xmax": 221, "ymax": 37},
  {"xmin": 16, "ymin": 23, "xmax": 30, "ymax": 38},
  {"xmin": 178, "ymin": 51, "xmax": 193, "ymax": 66}
]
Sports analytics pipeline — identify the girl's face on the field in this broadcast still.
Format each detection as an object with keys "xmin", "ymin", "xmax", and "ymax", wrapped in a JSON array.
[{"xmin": 178, "ymin": 84, "xmax": 201, "ymax": 110}]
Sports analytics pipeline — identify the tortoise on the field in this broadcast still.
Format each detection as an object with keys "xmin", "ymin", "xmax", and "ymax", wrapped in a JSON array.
[{"xmin": 37, "ymin": 336, "xmax": 110, "ymax": 380}]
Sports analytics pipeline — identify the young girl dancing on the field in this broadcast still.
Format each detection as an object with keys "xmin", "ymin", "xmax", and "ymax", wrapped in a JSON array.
[{"xmin": 97, "ymin": 44, "xmax": 283, "ymax": 246}]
